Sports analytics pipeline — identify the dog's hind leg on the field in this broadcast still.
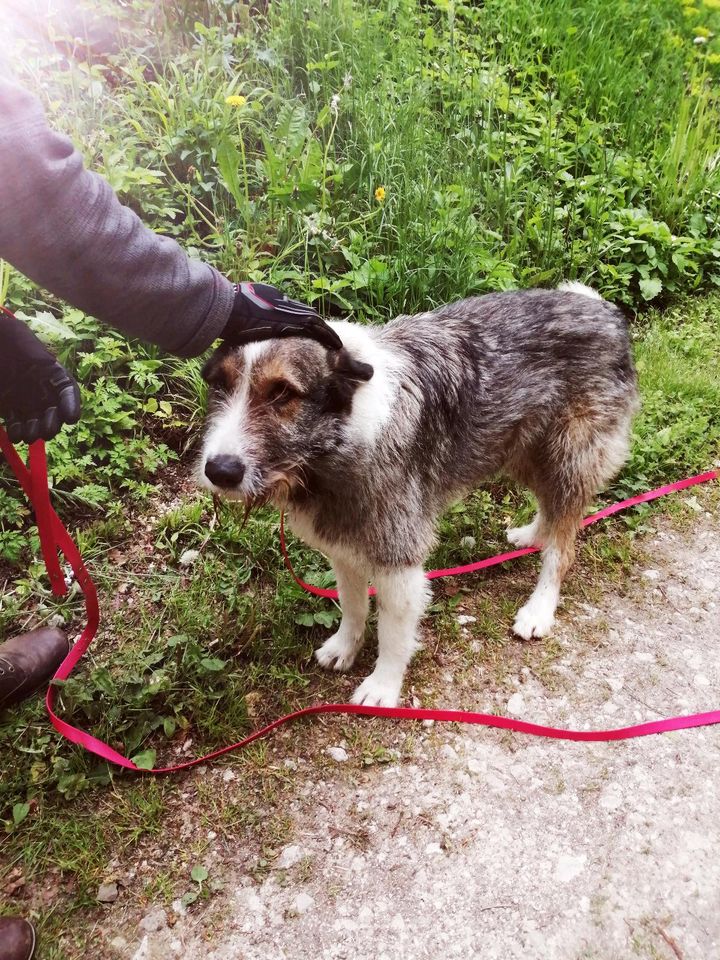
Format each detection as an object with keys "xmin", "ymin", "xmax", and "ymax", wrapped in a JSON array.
[
  {"xmin": 511, "ymin": 407, "xmax": 633, "ymax": 640},
  {"xmin": 506, "ymin": 512, "xmax": 546, "ymax": 549},
  {"xmin": 315, "ymin": 558, "xmax": 370, "ymax": 672},
  {"xmin": 350, "ymin": 566, "xmax": 431, "ymax": 708},
  {"xmin": 512, "ymin": 510, "xmax": 579, "ymax": 640}
]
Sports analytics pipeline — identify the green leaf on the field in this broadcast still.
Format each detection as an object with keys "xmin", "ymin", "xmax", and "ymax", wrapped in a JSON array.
[
  {"xmin": 191, "ymin": 865, "xmax": 209, "ymax": 884},
  {"xmin": 294, "ymin": 612, "xmax": 315, "ymax": 627},
  {"xmin": 216, "ymin": 137, "xmax": 244, "ymax": 208},
  {"xmin": 314, "ymin": 609, "xmax": 341, "ymax": 628},
  {"xmin": 12, "ymin": 802, "xmax": 30, "ymax": 826},
  {"xmin": 19, "ymin": 310, "xmax": 78, "ymax": 343},
  {"xmin": 199, "ymin": 657, "xmax": 226, "ymax": 673},
  {"xmin": 639, "ymin": 276, "xmax": 662, "ymax": 301},
  {"xmin": 132, "ymin": 749, "xmax": 157, "ymax": 770},
  {"xmin": 163, "ymin": 717, "xmax": 176, "ymax": 738}
]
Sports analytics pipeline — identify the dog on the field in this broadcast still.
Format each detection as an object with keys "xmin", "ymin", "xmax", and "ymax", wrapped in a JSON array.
[{"xmin": 198, "ymin": 283, "xmax": 639, "ymax": 707}]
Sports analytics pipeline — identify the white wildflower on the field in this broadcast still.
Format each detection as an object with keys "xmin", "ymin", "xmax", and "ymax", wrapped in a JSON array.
[
  {"xmin": 694, "ymin": 35, "xmax": 708, "ymax": 44},
  {"xmin": 330, "ymin": 93, "xmax": 341, "ymax": 115},
  {"xmin": 343, "ymin": 72, "xmax": 353, "ymax": 89},
  {"xmin": 304, "ymin": 213, "xmax": 321, "ymax": 236}
]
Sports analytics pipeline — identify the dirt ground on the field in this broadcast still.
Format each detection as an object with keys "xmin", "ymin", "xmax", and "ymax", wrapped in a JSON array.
[{"xmin": 104, "ymin": 500, "xmax": 719, "ymax": 960}]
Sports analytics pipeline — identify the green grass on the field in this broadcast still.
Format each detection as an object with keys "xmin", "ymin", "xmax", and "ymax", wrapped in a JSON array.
[
  {"xmin": 2, "ymin": 0, "xmax": 720, "ymax": 530},
  {"xmin": 2, "ymin": 1, "xmax": 720, "ymax": 955}
]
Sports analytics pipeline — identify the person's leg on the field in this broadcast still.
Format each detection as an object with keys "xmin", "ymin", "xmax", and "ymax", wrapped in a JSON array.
[
  {"xmin": 0, "ymin": 917, "xmax": 36, "ymax": 960},
  {"xmin": 0, "ymin": 627, "xmax": 68, "ymax": 709},
  {"xmin": 0, "ymin": 627, "xmax": 68, "ymax": 960}
]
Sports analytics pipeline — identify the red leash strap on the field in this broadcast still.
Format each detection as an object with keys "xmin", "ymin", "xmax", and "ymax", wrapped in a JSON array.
[{"xmin": 1, "ymin": 425, "xmax": 719, "ymax": 775}]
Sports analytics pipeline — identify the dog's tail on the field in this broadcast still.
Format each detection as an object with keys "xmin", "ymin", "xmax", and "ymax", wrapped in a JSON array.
[{"xmin": 557, "ymin": 281, "xmax": 602, "ymax": 301}]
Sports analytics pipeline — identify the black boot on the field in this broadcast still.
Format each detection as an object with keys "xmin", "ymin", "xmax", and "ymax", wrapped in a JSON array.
[
  {"xmin": 0, "ymin": 917, "xmax": 36, "ymax": 960},
  {"xmin": 0, "ymin": 628, "xmax": 68, "ymax": 709}
]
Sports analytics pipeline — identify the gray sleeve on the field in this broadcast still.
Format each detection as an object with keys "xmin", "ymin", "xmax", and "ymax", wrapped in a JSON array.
[{"xmin": 0, "ymin": 79, "xmax": 234, "ymax": 357}]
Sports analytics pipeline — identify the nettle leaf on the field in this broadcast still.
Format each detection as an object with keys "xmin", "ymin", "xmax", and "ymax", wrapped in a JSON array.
[
  {"xmin": 20, "ymin": 310, "xmax": 79, "ymax": 344},
  {"xmin": 639, "ymin": 276, "xmax": 662, "ymax": 301}
]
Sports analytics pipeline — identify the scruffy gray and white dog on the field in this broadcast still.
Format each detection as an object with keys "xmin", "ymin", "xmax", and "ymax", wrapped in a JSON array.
[{"xmin": 199, "ymin": 283, "xmax": 639, "ymax": 708}]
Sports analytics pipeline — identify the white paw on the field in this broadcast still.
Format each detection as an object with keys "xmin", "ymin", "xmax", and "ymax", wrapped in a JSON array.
[
  {"xmin": 512, "ymin": 601, "xmax": 556, "ymax": 640},
  {"xmin": 350, "ymin": 672, "xmax": 402, "ymax": 708},
  {"xmin": 506, "ymin": 522, "xmax": 542, "ymax": 549},
  {"xmin": 315, "ymin": 628, "xmax": 363, "ymax": 672}
]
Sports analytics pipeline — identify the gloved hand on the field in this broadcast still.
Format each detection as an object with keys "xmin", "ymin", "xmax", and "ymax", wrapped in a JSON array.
[
  {"xmin": 0, "ymin": 310, "xmax": 81, "ymax": 443},
  {"xmin": 222, "ymin": 282, "xmax": 342, "ymax": 350}
]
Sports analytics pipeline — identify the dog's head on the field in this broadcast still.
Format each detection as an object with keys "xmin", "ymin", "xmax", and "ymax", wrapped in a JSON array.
[{"xmin": 197, "ymin": 338, "xmax": 374, "ymax": 506}]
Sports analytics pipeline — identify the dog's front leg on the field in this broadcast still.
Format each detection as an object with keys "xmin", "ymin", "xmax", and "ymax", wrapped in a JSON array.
[
  {"xmin": 350, "ymin": 566, "xmax": 430, "ymax": 708},
  {"xmin": 315, "ymin": 559, "xmax": 369, "ymax": 672}
]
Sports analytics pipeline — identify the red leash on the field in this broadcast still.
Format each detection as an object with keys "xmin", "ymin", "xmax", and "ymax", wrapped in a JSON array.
[{"xmin": 1, "ymin": 426, "xmax": 718, "ymax": 774}]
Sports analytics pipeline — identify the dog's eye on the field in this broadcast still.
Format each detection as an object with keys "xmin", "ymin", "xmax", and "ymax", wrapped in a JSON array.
[{"xmin": 266, "ymin": 379, "xmax": 300, "ymax": 406}]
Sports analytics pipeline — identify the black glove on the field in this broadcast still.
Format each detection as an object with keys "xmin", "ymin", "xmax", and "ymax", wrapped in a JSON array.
[
  {"xmin": 222, "ymin": 282, "xmax": 342, "ymax": 350},
  {"xmin": 0, "ymin": 311, "xmax": 81, "ymax": 444}
]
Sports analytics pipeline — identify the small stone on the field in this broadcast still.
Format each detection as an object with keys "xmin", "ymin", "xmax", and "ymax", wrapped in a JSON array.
[
  {"xmin": 456, "ymin": 614, "xmax": 477, "ymax": 625},
  {"xmin": 460, "ymin": 536, "xmax": 476, "ymax": 550},
  {"xmin": 276, "ymin": 845, "xmax": 305, "ymax": 870},
  {"xmin": 327, "ymin": 746, "xmax": 348, "ymax": 762},
  {"xmin": 507, "ymin": 692, "xmax": 525, "ymax": 716},
  {"xmin": 599, "ymin": 786, "xmax": 623, "ymax": 811},
  {"xmin": 291, "ymin": 892, "xmax": 315, "ymax": 915},
  {"xmin": 422, "ymin": 719, "xmax": 435, "ymax": 728},
  {"xmin": 207, "ymin": 830, "xmax": 217, "ymax": 841},
  {"xmin": 555, "ymin": 854, "xmax": 586, "ymax": 883},
  {"xmin": 96, "ymin": 882, "xmax": 119, "ymax": 903},
  {"xmin": 139, "ymin": 908, "xmax": 167, "ymax": 933},
  {"xmin": 467, "ymin": 756, "xmax": 485, "ymax": 775},
  {"xmin": 641, "ymin": 569, "xmax": 661, "ymax": 581},
  {"xmin": 171, "ymin": 898, "xmax": 187, "ymax": 917},
  {"xmin": 179, "ymin": 549, "xmax": 200, "ymax": 567},
  {"xmin": 222, "ymin": 769, "xmax": 237, "ymax": 782}
]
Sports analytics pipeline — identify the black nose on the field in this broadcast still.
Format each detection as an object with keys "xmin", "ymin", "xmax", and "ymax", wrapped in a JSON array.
[{"xmin": 204, "ymin": 454, "xmax": 245, "ymax": 488}]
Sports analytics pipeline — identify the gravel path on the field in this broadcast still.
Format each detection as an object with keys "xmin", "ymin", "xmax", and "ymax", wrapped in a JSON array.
[{"xmin": 118, "ymin": 504, "xmax": 719, "ymax": 960}]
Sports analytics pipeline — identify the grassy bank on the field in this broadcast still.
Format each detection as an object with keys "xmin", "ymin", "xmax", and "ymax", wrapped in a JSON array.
[{"xmin": 1, "ymin": 1, "xmax": 720, "ymax": 955}]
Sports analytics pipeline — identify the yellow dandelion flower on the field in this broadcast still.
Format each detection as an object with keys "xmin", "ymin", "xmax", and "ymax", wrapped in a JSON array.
[
  {"xmin": 702, "ymin": 0, "xmax": 720, "ymax": 9},
  {"xmin": 374, "ymin": 186, "xmax": 386, "ymax": 202},
  {"xmin": 225, "ymin": 94, "xmax": 247, "ymax": 107},
  {"xmin": 707, "ymin": 51, "xmax": 720, "ymax": 64},
  {"xmin": 683, "ymin": 5, "xmax": 700, "ymax": 15},
  {"xmin": 694, "ymin": 24, "xmax": 713, "ymax": 36}
]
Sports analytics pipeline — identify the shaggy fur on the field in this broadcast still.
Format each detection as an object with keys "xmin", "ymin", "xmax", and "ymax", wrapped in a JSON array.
[{"xmin": 199, "ymin": 285, "xmax": 639, "ymax": 707}]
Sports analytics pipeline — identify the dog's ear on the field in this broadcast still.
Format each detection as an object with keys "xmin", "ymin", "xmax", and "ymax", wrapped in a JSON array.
[
  {"xmin": 201, "ymin": 345, "xmax": 236, "ymax": 392},
  {"xmin": 324, "ymin": 348, "xmax": 374, "ymax": 414},
  {"xmin": 331, "ymin": 349, "xmax": 374, "ymax": 382}
]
